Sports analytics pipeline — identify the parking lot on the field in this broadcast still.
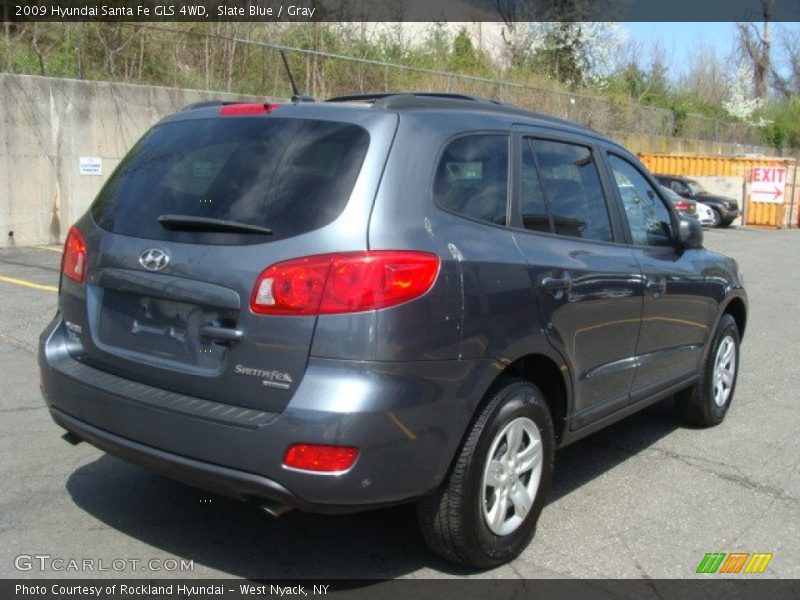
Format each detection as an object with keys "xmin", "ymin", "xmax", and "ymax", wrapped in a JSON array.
[{"xmin": 1, "ymin": 227, "xmax": 798, "ymax": 580}]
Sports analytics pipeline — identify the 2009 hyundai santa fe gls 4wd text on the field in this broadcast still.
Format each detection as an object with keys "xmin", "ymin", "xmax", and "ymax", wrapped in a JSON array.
[{"xmin": 39, "ymin": 93, "xmax": 747, "ymax": 567}]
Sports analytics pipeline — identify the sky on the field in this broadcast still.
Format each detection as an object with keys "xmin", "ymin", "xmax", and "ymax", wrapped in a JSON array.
[
  {"xmin": 624, "ymin": 21, "xmax": 798, "ymax": 80},
  {"xmin": 624, "ymin": 22, "xmax": 738, "ymax": 76}
]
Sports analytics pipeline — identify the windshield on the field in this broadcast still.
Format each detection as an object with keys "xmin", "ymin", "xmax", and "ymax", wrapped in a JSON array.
[
  {"xmin": 91, "ymin": 117, "xmax": 370, "ymax": 245},
  {"xmin": 686, "ymin": 180, "xmax": 707, "ymax": 195}
]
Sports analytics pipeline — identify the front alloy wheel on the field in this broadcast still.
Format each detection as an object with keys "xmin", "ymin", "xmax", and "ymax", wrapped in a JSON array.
[
  {"xmin": 676, "ymin": 313, "xmax": 741, "ymax": 427},
  {"xmin": 712, "ymin": 335, "xmax": 736, "ymax": 407}
]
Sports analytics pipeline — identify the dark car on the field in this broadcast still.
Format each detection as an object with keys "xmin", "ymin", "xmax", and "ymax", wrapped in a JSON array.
[
  {"xmin": 654, "ymin": 174, "xmax": 740, "ymax": 227},
  {"xmin": 40, "ymin": 93, "xmax": 747, "ymax": 568}
]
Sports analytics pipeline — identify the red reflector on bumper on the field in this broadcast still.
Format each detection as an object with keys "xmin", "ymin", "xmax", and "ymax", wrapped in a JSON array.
[{"xmin": 283, "ymin": 444, "xmax": 359, "ymax": 472}]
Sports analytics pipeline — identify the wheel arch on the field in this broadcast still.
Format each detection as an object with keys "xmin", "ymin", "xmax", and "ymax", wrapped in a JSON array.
[
  {"xmin": 466, "ymin": 338, "xmax": 573, "ymax": 448},
  {"xmin": 428, "ymin": 335, "xmax": 574, "ymax": 507},
  {"xmin": 501, "ymin": 354, "xmax": 570, "ymax": 446},
  {"xmin": 723, "ymin": 296, "xmax": 747, "ymax": 339}
]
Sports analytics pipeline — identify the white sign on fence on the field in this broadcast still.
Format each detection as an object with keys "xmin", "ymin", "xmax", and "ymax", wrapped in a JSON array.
[
  {"xmin": 750, "ymin": 166, "xmax": 786, "ymax": 204},
  {"xmin": 79, "ymin": 156, "xmax": 102, "ymax": 176}
]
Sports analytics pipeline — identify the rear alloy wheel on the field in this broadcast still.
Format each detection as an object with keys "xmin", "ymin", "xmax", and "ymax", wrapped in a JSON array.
[
  {"xmin": 710, "ymin": 208, "xmax": 723, "ymax": 227},
  {"xmin": 676, "ymin": 314, "xmax": 740, "ymax": 427},
  {"xmin": 417, "ymin": 377, "xmax": 554, "ymax": 568},
  {"xmin": 482, "ymin": 417, "xmax": 543, "ymax": 536}
]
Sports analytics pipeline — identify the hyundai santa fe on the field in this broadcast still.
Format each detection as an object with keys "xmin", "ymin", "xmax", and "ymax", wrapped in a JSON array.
[{"xmin": 39, "ymin": 93, "xmax": 747, "ymax": 567}]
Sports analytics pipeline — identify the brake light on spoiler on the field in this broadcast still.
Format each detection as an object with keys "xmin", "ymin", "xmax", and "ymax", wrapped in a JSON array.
[{"xmin": 219, "ymin": 103, "xmax": 281, "ymax": 116}]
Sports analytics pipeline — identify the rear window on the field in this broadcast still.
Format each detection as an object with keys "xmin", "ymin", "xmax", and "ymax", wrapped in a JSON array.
[{"xmin": 91, "ymin": 117, "xmax": 370, "ymax": 244}]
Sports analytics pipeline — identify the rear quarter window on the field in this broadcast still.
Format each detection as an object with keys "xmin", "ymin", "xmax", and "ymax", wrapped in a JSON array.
[
  {"xmin": 91, "ymin": 117, "xmax": 370, "ymax": 245},
  {"xmin": 433, "ymin": 135, "xmax": 509, "ymax": 226}
]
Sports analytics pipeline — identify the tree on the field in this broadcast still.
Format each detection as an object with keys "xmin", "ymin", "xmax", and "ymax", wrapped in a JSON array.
[
  {"xmin": 450, "ymin": 27, "xmax": 481, "ymax": 72},
  {"xmin": 736, "ymin": 0, "xmax": 773, "ymax": 101},
  {"xmin": 723, "ymin": 61, "xmax": 764, "ymax": 121},
  {"xmin": 494, "ymin": 0, "xmax": 619, "ymax": 75},
  {"xmin": 771, "ymin": 25, "xmax": 800, "ymax": 97},
  {"xmin": 679, "ymin": 41, "xmax": 729, "ymax": 107}
]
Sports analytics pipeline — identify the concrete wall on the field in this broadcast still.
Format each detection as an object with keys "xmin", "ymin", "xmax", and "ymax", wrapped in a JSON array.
[
  {"xmin": 1, "ymin": 74, "xmax": 261, "ymax": 247},
  {"xmin": 0, "ymin": 73, "xmax": 787, "ymax": 246},
  {"xmin": 693, "ymin": 176, "xmax": 745, "ymax": 203}
]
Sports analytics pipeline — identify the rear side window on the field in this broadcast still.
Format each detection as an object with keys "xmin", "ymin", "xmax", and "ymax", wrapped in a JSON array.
[
  {"xmin": 91, "ymin": 118, "xmax": 370, "ymax": 244},
  {"xmin": 433, "ymin": 135, "xmax": 509, "ymax": 226},
  {"xmin": 520, "ymin": 140, "xmax": 550, "ymax": 233}
]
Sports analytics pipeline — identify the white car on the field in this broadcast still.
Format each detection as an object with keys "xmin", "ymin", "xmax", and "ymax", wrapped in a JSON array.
[{"xmin": 695, "ymin": 202, "xmax": 716, "ymax": 227}]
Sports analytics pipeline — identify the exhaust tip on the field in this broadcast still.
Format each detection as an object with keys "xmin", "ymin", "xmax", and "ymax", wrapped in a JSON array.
[
  {"xmin": 260, "ymin": 500, "xmax": 292, "ymax": 518},
  {"xmin": 61, "ymin": 431, "xmax": 83, "ymax": 446}
]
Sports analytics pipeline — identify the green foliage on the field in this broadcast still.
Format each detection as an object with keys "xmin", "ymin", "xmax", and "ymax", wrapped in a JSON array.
[{"xmin": 762, "ymin": 97, "xmax": 800, "ymax": 148}]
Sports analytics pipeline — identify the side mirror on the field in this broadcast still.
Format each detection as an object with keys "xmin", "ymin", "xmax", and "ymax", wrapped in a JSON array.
[{"xmin": 678, "ymin": 216, "xmax": 703, "ymax": 250}]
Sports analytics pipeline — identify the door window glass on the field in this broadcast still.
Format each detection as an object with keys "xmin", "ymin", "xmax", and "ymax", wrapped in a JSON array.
[{"xmin": 609, "ymin": 155, "xmax": 674, "ymax": 247}]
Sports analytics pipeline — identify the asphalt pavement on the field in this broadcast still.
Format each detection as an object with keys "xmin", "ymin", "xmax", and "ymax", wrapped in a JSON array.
[{"xmin": 1, "ymin": 227, "xmax": 798, "ymax": 580}]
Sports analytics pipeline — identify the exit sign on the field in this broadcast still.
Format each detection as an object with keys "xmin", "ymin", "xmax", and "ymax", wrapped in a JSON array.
[{"xmin": 751, "ymin": 166, "xmax": 786, "ymax": 203}]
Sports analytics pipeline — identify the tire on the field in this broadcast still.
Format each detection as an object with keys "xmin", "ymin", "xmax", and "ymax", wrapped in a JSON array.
[
  {"xmin": 675, "ymin": 314, "xmax": 740, "ymax": 427},
  {"xmin": 709, "ymin": 208, "xmax": 723, "ymax": 228},
  {"xmin": 416, "ymin": 377, "xmax": 555, "ymax": 568},
  {"xmin": 721, "ymin": 218, "xmax": 735, "ymax": 228}
]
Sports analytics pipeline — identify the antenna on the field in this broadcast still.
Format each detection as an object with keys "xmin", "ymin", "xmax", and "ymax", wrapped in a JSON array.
[{"xmin": 280, "ymin": 51, "xmax": 314, "ymax": 103}]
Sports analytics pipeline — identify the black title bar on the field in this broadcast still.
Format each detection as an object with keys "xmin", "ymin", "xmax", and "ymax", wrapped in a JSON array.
[
  {"xmin": 1, "ymin": 0, "xmax": 800, "ymax": 22},
  {"xmin": 4, "ymin": 579, "xmax": 800, "ymax": 600}
]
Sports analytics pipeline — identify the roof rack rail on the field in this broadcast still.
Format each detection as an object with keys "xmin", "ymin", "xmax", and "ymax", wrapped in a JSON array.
[
  {"xmin": 324, "ymin": 92, "xmax": 591, "ymax": 132},
  {"xmin": 325, "ymin": 92, "xmax": 504, "ymax": 105}
]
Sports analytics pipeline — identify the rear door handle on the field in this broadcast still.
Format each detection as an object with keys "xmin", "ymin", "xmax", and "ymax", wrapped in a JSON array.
[
  {"xmin": 541, "ymin": 271, "xmax": 573, "ymax": 297},
  {"xmin": 199, "ymin": 324, "xmax": 244, "ymax": 343}
]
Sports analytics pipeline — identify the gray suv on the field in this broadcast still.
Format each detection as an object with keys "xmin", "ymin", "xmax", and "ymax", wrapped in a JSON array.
[{"xmin": 39, "ymin": 93, "xmax": 747, "ymax": 568}]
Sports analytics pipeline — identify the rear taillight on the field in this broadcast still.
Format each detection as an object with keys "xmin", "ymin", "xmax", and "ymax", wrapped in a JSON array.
[
  {"xmin": 219, "ymin": 103, "xmax": 280, "ymax": 115},
  {"xmin": 250, "ymin": 251, "xmax": 440, "ymax": 315},
  {"xmin": 674, "ymin": 201, "xmax": 691, "ymax": 212},
  {"xmin": 62, "ymin": 226, "xmax": 87, "ymax": 284},
  {"xmin": 283, "ymin": 444, "xmax": 359, "ymax": 473}
]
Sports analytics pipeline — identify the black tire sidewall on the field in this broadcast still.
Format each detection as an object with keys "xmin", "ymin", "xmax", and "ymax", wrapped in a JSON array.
[{"xmin": 462, "ymin": 382, "xmax": 555, "ymax": 565}]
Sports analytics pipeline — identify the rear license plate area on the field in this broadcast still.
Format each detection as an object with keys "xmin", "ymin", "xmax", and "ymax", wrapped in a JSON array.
[{"xmin": 97, "ymin": 288, "xmax": 230, "ymax": 367}]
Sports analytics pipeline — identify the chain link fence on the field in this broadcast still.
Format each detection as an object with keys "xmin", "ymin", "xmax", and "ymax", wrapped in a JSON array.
[{"xmin": 236, "ymin": 39, "xmax": 764, "ymax": 145}]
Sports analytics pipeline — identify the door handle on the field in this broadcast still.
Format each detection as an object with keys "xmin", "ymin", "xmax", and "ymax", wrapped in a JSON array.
[
  {"xmin": 644, "ymin": 277, "xmax": 667, "ymax": 297},
  {"xmin": 199, "ymin": 324, "xmax": 244, "ymax": 343},
  {"xmin": 541, "ymin": 271, "xmax": 573, "ymax": 297}
]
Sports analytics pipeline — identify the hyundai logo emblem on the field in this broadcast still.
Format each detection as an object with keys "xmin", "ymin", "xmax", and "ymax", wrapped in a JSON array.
[{"xmin": 139, "ymin": 249, "xmax": 170, "ymax": 272}]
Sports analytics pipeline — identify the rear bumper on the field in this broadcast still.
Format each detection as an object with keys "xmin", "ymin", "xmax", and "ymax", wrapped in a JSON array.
[
  {"xmin": 50, "ymin": 407, "xmax": 307, "ymax": 510},
  {"xmin": 39, "ymin": 316, "xmax": 491, "ymax": 512}
]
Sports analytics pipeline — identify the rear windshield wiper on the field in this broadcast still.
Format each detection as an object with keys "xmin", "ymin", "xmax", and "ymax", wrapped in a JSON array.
[{"xmin": 158, "ymin": 215, "xmax": 272, "ymax": 235}]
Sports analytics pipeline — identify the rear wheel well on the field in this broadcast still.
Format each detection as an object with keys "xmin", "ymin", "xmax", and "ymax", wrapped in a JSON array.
[
  {"xmin": 503, "ymin": 355, "xmax": 568, "ymax": 445},
  {"xmin": 724, "ymin": 297, "xmax": 747, "ymax": 338}
]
